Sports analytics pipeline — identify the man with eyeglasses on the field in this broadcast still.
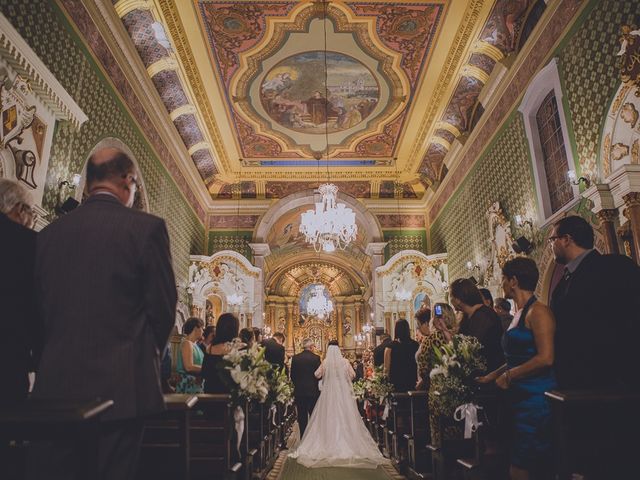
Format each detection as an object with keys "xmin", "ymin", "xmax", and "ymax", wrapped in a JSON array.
[
  {"xmin": 31, "ymin": 147, "xmax": 176, "ymax": 480},
  {"xmin": 548, "ymin": 215, "xmax": 640, "ymax": 391},
  {"xmin": 0, "ymin": 179, "xmax": 37, "ymax": 407}
]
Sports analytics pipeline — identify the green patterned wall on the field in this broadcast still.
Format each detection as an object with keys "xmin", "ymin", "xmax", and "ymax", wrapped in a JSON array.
[
  {"xmin": 0, "ymin": 0, "xmax": 205, "ymax": 292},
  {"xmin": 429, "ymin": 0, "xmax": 636, "ymax": 282},
  {"xmin": 430, "ymin": 114, "xmax": 537, "ymax": 281},
  {"xmin": 207, "ymin": 230, "xmax": 253, "ymax": 261},
  {"xmin": 558, "ymin": 0, "xmax": 639, "ymax": 178},
  {"xmin": 384, "ymin": 229, "xmax": 428, "ymax": 262}
]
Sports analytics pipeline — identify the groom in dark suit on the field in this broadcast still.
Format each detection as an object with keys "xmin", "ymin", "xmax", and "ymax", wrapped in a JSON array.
[
  {"xmin": 32, "ymin": 147, "xmax": 177, "ymax": 480},
  {"xmin": 290, "ymin": 338, "xmax": 321, "ymax": 436}
]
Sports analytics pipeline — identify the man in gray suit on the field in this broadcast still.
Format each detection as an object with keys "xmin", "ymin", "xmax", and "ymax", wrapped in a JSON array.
[{"xmin": 32, "ymin": 147, "xmax": 177, "ymax": 479}]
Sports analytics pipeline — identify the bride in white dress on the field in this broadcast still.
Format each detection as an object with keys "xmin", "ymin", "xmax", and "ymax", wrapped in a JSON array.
[{"xmin": 289, "ymin": 344, "xmax": 387, "ymax": 468}]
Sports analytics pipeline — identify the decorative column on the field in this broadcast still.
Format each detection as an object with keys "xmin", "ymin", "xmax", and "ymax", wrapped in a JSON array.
[
  {"xmin": 623, "ymin": 192, "xmax": 640, "ymax": 263},
  {"xmin": 248, "ymin": 243, "xmax": 271, "ymax": 327},
  {"xmin": 336, "ymin": 302, "xmax": 343, "ymax": 345},
  {"xmin": 269, "ymin": 303, "xmax": 276, "ymax": 331},
  {"xmin": 596, "ymin": 209, "xmax": 620, "ymax": 254},
  {"xmin": 286, "ymin": 302, "xmax": 294, "ymax": 349},
  {"xmin": 366, "ymin": 242, "xmax": 387, "ymax": 328},
  {"xmin": 354, "ymin": 302, "xmax": 362, "ymax": 334}
]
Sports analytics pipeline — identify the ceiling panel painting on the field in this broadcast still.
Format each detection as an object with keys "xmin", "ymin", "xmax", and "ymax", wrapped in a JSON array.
[{"xmin": 196, "ymin": 0, "xmax": 445, "ymax": 163}]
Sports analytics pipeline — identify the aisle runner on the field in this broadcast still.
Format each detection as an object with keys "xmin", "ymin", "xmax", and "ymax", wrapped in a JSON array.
[{"xmin": 270, "ymin": 453, "xmax": 404, "ymax": 480}]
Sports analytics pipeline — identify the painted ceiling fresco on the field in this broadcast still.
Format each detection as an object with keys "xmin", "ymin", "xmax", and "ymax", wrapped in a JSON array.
[{"xmin": 111, "ymin": 0, "xmax": 544, "ymax": 202}]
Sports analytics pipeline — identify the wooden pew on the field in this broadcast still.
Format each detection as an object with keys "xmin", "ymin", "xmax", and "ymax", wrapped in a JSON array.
[
  {"xmin": 0, "ymin": 398, "xmax": 113, "ymax": 479},
  {"xmin": 246, "ymin": 401, "xmax": 280, "ymax": 480},
  {"xmin": 403, "ymin": 390, "xmax": 431, "ymax": 479},
  {"xmin": 191, "ymin": 394, "xmax": 244, "ymax": 480},
  {"xmin": 387, "ymin": 392, "xmax": 411, "ymax": 469},
  {"xmin": 427, "ymin": 414, "xmax": 474, "ymax": 480},
  {"xmin": 546, "ymin": 389, "xmax": 640, "ymax": 479},
  {"xmin": 137, "ymin": 394, "xmax": 198, "ymax": 479}
]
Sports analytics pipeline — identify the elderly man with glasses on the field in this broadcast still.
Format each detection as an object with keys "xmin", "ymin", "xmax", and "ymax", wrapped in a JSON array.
[{"xmin": 0, "ymin": 179, "xmax": 38, "ymax": 407}]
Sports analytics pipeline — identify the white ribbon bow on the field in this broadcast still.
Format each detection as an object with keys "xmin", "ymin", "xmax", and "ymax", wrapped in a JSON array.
[
  {"xmin": 234, "ymin": 405, "xmax": 245, "ymax": 454},
  {"xmin": 454, "ymin": 403, "xmax": 482, "ymax": 439},
  {"xmin": 382, "ymin": 398, "xmax": 390, "ymax": 421},
  {"xmin": 270, "ymin": 404, "xmax": 278, "ymax": 426}
]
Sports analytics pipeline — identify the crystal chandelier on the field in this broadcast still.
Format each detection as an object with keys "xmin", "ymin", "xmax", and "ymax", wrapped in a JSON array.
[
  {"xmin": 227, "ymin": 179, "xmax": 244, "ymax": 308},
  {"xmin": 306, "ymin": 284, "xmax": 333, "ymax": 317},
  {"xmin": 299, "ymin": 183, "xmax": 357, "ymax": 252},
  {"xmin": 394, "ymin": 288, "xmax": 412, "ymax": 302}
]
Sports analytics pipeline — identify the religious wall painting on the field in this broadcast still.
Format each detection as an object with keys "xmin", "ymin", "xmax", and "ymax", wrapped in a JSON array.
[
  {"xmin": 413, "ymin": 292, "xmax": 430, "ymax": 313},
  {"xmin": 260, "ymin": 51, "xmax": 379, "ymax": 134}
]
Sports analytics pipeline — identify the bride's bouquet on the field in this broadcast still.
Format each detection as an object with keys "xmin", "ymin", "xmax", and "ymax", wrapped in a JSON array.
[
  {"xmin": 429, "ymin": 334, "xmax": 486, "ymax": 421},
  {"xmin": 221, "ymin": 340, "xmax": 272, "ymax": 404}
]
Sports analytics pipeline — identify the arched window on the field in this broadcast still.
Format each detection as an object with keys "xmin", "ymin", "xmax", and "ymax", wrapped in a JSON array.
[
  {"xmin": 519, "ymin": 58, "xmax": 578, "ymax": 223},
  {"xmin": 535, "ymin": 91, "xmax": 574, "ymax": 213}
]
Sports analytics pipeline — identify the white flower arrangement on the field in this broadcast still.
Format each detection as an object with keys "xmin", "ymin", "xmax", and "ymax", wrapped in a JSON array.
[{"xmin": 222, "ymin": 341, "xmax": 273, "ymax": 404}]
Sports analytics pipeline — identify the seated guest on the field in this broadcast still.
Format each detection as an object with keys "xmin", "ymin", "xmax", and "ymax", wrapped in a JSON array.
[
  {"xmin": 198, "ymin": 325, "xmax": 215, "ymax": 353},
  {"xmin": 450, "ymin": 278, "xmax": 504, "ymax": 372},
  {"xmin": 384, "ymin": 319, "xmax": 419, "ymax": 392},
  {"xmin": 202, "ymin": 313, "xmax": 239, "ymax": 393},
  {"xmin": 176, "ymin": 317, "xmax": 204, "ymax": 393},
  {"xmin": 239, "ymin": 327, "xmax": 255, "ymax": 347},
  {"xmin": 479, "ymin": 287, "xmax": 494, "ymax": 308},
  {"xmin": 494, "ymin": 297, "xmax": 514, "ymax": 332},
  {"xmin": 0, "ymin": 179, "xmax": 37, "ymax": 406},
  {"xmin": 263, "ymin": 332, "xmax": 286, "ymax": 368},
  {"xmin": 372, "ymin": 333, "xmax": 391, "ymax": 367},
  {"xmin": 477, "ymin": 257, "xmax": 556, "ymax": 480}
]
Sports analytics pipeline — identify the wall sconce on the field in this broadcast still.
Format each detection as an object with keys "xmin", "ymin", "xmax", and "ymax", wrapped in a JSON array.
[
  {"xmin": 567, "ymin": 170, "xmax": 591, "ymax": 188},
  {"xmin": 513, "ymin": 214, "xmax": 536, "ymax": 255},
  {"xmin": 55, "ymin": 173, "xmax": 81, "ymax": 215}
]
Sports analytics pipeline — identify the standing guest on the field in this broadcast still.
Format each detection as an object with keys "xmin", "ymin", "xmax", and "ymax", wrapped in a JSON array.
[
  {"xmin": 549, "ymin": 215, "xmax": 640, "ymax": 390},
  {"xmin": 198, "ymin": 325, "xmax": 215, "ymax": 353},
  {"xmin": 252, "ymin": 327, "xmax": 263, "ymax": 345},
  {"xmin": 239, "ymin": 327, "xmax": 255, "ymax": 347},
  {"xmin": 384, "ymin": 319, "xmax": 419, "ymax": 392},
  {"xmin": 353, "ymin": 355, "xmax": 364, "ymax": 381},
  {"xmin": 494, "ymin": 297, "xmax": 514, "ymax": 332},
  {"xmin": 414, "ymin": 308, "xmax": 432, "ymax": 390},
  {"xmin": 0, "ymin": 179, "xmax": 37, "ymax": 407},
  {"xmin": 450, "ymin": 278, "xmax": 504, "ymax": 373},
  {"xmin": 31, "ymin": 148, "xmax": 176, "ymax": 480},
  {"xmin": 478, "ymin": 257, "xmax": 556, "ymax": 480},
  {"xmin": 290, "ymin": 338, "xmax": 321, "ymax": 437},
  {"xmin": 176, "ymin": 318, "xmax": 204, "ymax": 393},
  {"xmin": 479, "ymin": 288, "xmax": 494, "ymax": 308},
  {"xmin": 372, "ymin": 333, "xmax": 392, "ymax": 368},
  {"xmin": 263, "ymin": 332, "xmax": 286, "ymax": 368},
  {"xmin": 202, "ymin": 313, "xmax": 240, "ymax": 394}
]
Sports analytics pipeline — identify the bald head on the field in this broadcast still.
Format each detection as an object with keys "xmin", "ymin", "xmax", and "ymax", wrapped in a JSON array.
[{"xmin": 87, "ymin": 147, "xmax": 137, "ymax": 207}]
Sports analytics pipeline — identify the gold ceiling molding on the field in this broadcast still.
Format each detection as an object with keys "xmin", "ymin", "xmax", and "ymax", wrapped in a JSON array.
[
  {"xmin": 406, "ymin": 0, "xmax": 485, "ymax": 172},
  {"xmin": 431, "ymin": 136, "xmax": 451, "ymax": 151},
  {"xmin": 156, "ymin": 0, "xmax": 231, "ymax": 175},
  {"xmin": 114, "ymin": 0, "xmax": 151, "ymax": 18},
  {"xmin": 461, "ymin": 64, "xmax": 490, "ymax": 84},
  {"xmin": 146, "ymin": 56, "xmax": 178, "ymax": 77},
  {"xmin": 229, "ymin": 2, "xmax": 409, "ymax": 159},
  {"xmin": 472, "ymin": 40, "xmax": 504, "ymax": 62},
  {"xmin": 434, "ymin": 120, "xmax": 462, "ymax": 138},
  {"xmin": 188, "ymin": 141, "xmax": 210, "ymax": 156},
  {"xmin": 169, "ymin": 103, "xmax": 196, "ymax": 121}
]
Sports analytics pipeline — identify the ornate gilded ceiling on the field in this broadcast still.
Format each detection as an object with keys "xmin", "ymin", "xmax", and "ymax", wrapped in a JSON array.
[{"xmin": 110, "ymin": 0, "xmax": 541, "ymax": 205}]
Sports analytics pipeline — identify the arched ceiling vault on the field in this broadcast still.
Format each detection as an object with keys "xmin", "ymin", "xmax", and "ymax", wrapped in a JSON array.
[{"xmin": 108, "ymin": 0, "xmax": 542, "ymax": 212}]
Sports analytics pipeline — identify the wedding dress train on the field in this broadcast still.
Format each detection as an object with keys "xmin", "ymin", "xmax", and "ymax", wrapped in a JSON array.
[{"xmin": 289, "ymin": 345, "xmax": 387, "ymax": 468}]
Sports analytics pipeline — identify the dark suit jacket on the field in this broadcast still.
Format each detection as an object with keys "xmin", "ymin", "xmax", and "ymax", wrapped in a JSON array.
[
  {"xmin": 373, "ymin": 338, "xmax": 392, "ymax": 367},
  {"xmin": 33, "ymin": 194, "xmax": 177, "ymax": 421},
  {"xmin": 290, "ymin": 350, "xmax": 321, "ymax": 397},
  {"xmin": 0, "ymin": 212, "xmax": 37, "ymax": 405},
  {"xmin": 459, "ymin": 305, "xmax": 504, "ymax": 373},
  {"xmin": 550, "ymin": 250, "xmax": 640, "ymax": 390},
  {"xmin": 262, "ymin": 338, "xmax": 285, "ymax": 368}
]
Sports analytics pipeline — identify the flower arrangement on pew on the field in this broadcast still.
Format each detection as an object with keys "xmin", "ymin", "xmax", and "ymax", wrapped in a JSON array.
[
  {"xmin": 222, "ymin": 340, "xmax": 272, "ymax": 405},
  {"xmin": 429, "ymin": 334, "xmax": 486, "ymax": 436},
  {"xmin": 268, "ymin": 365, "xmax": 294, "ymax": 406},
  {"xmin": 353, "ymin": 366, "xmax": 394, "ymax": 419}
]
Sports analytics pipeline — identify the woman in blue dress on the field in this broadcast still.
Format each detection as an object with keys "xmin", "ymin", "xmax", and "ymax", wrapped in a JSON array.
[
  {"xmin": 477, "ymin": 257, "xmax": 556, "ymax": 480},
  {"xmin": 176, "ymin": 317, "xmax": 205, "ymax": 393}
]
